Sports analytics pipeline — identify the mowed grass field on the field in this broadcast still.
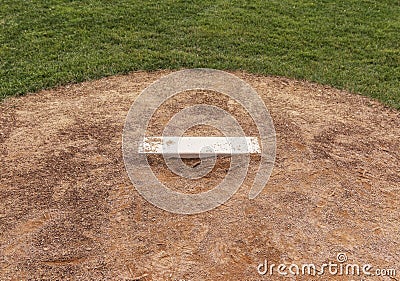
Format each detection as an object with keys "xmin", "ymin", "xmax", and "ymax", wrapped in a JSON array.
[{"xmin": 0, "ymin": 0, "xmax": 399, "ymax": 109}]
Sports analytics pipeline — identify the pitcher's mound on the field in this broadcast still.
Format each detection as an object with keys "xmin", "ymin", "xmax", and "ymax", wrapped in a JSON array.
[{"xmin": 1, "ymin": 71, "xmax": 399, "ymax": 280}]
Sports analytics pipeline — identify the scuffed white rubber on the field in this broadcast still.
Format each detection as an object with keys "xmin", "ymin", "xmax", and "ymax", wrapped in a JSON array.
[{"xmin": 138, "ymin": 136, "xmax": 260, "ymax": 158}]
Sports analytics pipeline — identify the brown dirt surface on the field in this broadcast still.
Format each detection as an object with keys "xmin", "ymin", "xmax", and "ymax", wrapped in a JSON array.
[{"xmin": 0, "ymin": 70, "xmax": 399, "ymax": 281}]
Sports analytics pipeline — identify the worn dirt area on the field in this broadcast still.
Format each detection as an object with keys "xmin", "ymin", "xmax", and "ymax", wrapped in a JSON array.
[{"xmin": 0, "ymin": 70, "xmax": 399, "ymax": 280}]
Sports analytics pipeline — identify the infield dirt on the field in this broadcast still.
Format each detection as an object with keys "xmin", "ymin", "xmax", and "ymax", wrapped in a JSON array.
[{"xmin": 0, "ymin": 70, "xmax": 399, "ymax": 280}]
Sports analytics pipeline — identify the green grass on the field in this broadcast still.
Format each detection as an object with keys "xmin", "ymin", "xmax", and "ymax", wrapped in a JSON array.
[{"xmin": 1, "ymin": 0, "xmax": 399, "ymax": 109}]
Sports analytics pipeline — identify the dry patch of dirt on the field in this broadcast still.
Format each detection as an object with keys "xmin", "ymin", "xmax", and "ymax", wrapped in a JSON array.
[{"xmin": 0, "ymin": 70, "xmax": 399, "ymax": 280}]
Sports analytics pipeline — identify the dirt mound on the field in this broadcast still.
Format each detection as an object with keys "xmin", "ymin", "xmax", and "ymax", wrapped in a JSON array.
[{"xmin": 0, "ymin": 71, "xmax": 399, "ymax": 280}]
